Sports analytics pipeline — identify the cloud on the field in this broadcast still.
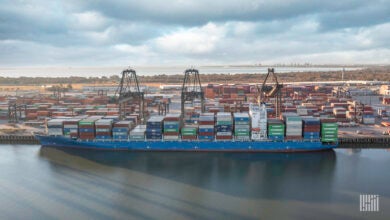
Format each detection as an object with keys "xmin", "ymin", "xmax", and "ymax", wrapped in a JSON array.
[
  {"xmin": 154, "ymin": 23, "xmax": 226, "ymax": 55},
  {"xmin": 0, "ymin": 0, "xmax": 389, "ymax": 68}
]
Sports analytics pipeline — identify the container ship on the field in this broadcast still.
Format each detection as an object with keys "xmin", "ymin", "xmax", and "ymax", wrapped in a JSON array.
[{"xmin": 36, "ymin": 104, "xmax": 338, "ymax": 152}]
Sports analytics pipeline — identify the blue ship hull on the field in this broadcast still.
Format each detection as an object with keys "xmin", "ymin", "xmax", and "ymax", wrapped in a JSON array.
[{"xmin": 35, "ymin": 135, "xmax": 337, "ymax": 152}]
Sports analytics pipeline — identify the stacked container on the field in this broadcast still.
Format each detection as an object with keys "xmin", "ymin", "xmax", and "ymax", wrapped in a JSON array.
[
  {"xmin": 103, "ymin": 115, "xmax": 120, "ymax": 123},
  {"xmin": 163, "ymin": 113, "xmax": 181, "ymax": 141},
  {"xmin": 320, "ymin": 119, "xmax": 338, "ymax": 142},
  {"xmin": 95, "ymin": 119, "xmax": 113, "ymax": 140},
  {"xmin": 267, "ymin": 119, "xmax": 285, "ymax": 141},
  {"xmin": 181, "ymin": 125, "xmax": 197, "ymax": 140},
  {"xmin": 79, "ymin": 117, "xmax": 98, "ymax": 140},
  {"xmin": 113, "ymin": 121, "xmax": 133, "ymax": 140},
  {"xmin": 146, "ymin": 116, "xmax": 164, "ymax": 140},
  {"xmin": 283, "ymin": 114, "xmax": 302, "ymax": 140},
  {"xmin": 198, "ymin": 113, "xmax": 215, "ymax": 141},
  {"xmin": 233, "ymin": 113, "xmax": 250, "ymax": 141},
  {"xmin": 129, "ymin": 125, "xmax": 146, "ymax": 141},
  {"xmin": 63, "ymin": 118, "xmax": 81, "ymax": 138},
  {"xmin": 302, "ymin": 118, "xmax": 320, "ymax": 140},
  {"xmin": 216, "ymin": 112, "xmax": 233, "ymax": 140},
  {"xmin": 249, "ymin": 104, "xmax": 267, "ymax": 140},
  {"xmin": 47, "ymin": 119, "xmax": 64, "ymax": 136}
]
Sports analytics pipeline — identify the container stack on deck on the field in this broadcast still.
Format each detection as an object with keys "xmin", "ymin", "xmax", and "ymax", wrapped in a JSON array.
[
  {"xmin": 47, "ymin": 119, "xmax": 64, "ymax": 136},
  {"xmin": 249, "ymin": 104, "xmax": 267, "ymax": 140},
  {"xmin": 63, "ymin": 118, "xmax": 81, "ymax": 138},
  {"xmin": 283, "ymin": 114, "xmax": 303, "ymax": 140},
  {"xmin": 95, "ymin": 119, "xmax": 113, "ymax": 140},
  {"xmin": 129, "ymin": 125, "xmax": 146, "ymax": 141},
  {"xmin": 146, "ymin": 116, "xmax": 164, "ymax": 140},
  {"xmin": 267, "ymin": 119, "xmax": 285, "ymax": 141},
  {"xmin": 113, "ymin": 121, "xmax": 133, "ymax": 140},
  {"xmin": 233, "ymin": 113, "xmax": 250, "ymax": 141},
  {"xmin": 163, "ymin": 113, "xmax": 181, "ymax": 141},
  {"xmin": 78, "ymin": 117, "xmax": 99, "ymax": 140},
  {"xmin": 181, "ymin": 125, "xmax": 197, "ymax": 140},
  {"xmin": 303, "ymin": 118, "xmax": 320, "ymax": 140},
  {"xmin": 216, "ymin": 112, "xmax": 233, "ymax": 140},
  {"xmin": 198, "ymin": 113, "xmax": 215, "ymax": 141},
  {"xmin": 320, "ymin": 119, "xmax": 338, "ymax": 142}
]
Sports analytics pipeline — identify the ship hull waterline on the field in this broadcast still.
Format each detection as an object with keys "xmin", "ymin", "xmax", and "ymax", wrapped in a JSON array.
[{"xmin": 36, "ymin": 135, "xmax": 337, "ymax": 153}]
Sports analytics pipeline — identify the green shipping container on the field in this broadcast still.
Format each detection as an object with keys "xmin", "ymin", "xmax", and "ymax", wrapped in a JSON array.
[
  {"xmin": 164, "ymin": 128, "xmax": 179, "ymax": 133},
  {"xmin": 79, "ymin": 121, "xmax": 95, "ymax": 126},
  {"xmin": 269, "ymin": 128, "xmax": 284, "ymax": 133},
  {"xmin": 235, "ymin": 131, "xmax": 250, "ymax": 136},
  {"xmin": 268, "ymin": 124, "xmax": 285, "ymax": 129},
  {"xmin": 269, "ymin": 132, "xmax": 284, "ymax": 136},
  {"xmin": 216, "ymin": 121, "xmax": 233, "ymax": 125},
  {"xmin": 321, "ymin": 123, "xmax": 338, "ymax": 128},
  {"xmin": 322, "ymin": 138, "xmax": 338, "ymax": 142}
]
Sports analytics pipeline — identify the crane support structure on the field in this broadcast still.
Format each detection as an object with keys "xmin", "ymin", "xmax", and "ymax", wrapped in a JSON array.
[
  {"xmin": 181, "ymin": 68, "xmax": 205, "ymax": 117},
  {"xmin": 8, "ymin": 103, "xmax": 26, "ymax": 123},
  {"xmin": 258, "ymin": 68, "xmax": 283, "ymax": 117},
  {"xmin": 115, "ymin": 68, "xmax": 145, "ymax": 121}
]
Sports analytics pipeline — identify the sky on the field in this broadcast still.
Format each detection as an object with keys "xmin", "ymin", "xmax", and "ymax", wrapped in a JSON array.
[{"xmin": 0, "ymin": 0, "xmax": 389, "ymax": 67}]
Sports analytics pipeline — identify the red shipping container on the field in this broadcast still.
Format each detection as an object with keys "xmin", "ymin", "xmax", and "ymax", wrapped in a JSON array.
[
  {"xmin": 181, "ymin": 135, "xmax": 197, "ymax": 140},
  {"xmin": 216, "ymin": 135, "xmax": 232, "ymax": 140},
  {"xmin": 198, "ymin": 132, "xmax": 214, "ymax": 136}
]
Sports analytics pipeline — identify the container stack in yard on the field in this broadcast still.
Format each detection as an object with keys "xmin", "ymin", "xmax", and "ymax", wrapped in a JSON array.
[
  {"xmin": 113, "ymin": 121, "xmax": 133, "ymax": 140},
  {"xmin": 216, "ymin": 112, "xmax": 233, "ymax": 140},
  {"xmin": 320, "ymin": 119, "xmax": 338, "ymax": 142},
  {"xmin": 95, "ymin": 119, "xmax": 113, "ymax": 140},
  {"xmin": 146, "ymin": 116, "xmax": 164, "ymax": 140},
  {"xmin": 303, "ymin": 118, "xmax": 321, "ymax": 140},
  {"xmin": 233, "ymin": 113, "xmax": 250, "ymax": 141},
  {"xmin": 198, "ymin": 113, "xmax": 215, "ymax": 141},
  {"xmin": 267, "ymin": 119, "xmax": 285, "ymax": 141},
  {"xmin": 163, "ymin": 113, "xmax": 181, "ymax": 141}
]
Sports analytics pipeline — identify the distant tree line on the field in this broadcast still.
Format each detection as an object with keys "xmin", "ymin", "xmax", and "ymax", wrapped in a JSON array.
[{"xmin": 0, "ymin": 67, "xmax": 388, "ymax": 85}]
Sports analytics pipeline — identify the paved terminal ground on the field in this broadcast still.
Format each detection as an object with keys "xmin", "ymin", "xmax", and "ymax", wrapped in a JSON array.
[{"xmin": 339, "ymin": 125, "xmax": 389, "ymax": 138}]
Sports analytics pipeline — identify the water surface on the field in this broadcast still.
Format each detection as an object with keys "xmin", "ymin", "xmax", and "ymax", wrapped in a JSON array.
[{"xmin": 0, "ymin": 145, "xmax": 389, "ymax": 219}]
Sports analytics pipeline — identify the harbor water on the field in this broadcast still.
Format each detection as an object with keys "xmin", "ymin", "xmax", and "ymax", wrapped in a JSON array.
[{"xmin": 0, "ymin": 145, "xmax": 389, "ymax": 219}]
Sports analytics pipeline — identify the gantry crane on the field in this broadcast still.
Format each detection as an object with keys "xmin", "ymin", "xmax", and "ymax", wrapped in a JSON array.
[
  {"xmin": 115, "ymin": 68, "xmax": 145, "ymax": 122},
  {"xmin": 257, "ymin": 68, "xmax": 283, "ymax": 117},
  {"xmin": 181, "ymin": 68, "xmax": 205, "ymax": 119}
]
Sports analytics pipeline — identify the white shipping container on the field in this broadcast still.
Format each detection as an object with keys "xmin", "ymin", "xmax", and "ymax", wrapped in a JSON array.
[
  {"xmin": 164, "ymin": 135, "xmax": 180, "ymax": 140},
  {"xmin": 96, "ymin": 128, "xmax": 111, "ymax": 132},
  {"xmin": 48, "ymin": 128, "xmax": 63, "ymax": 135},
  {"xmin": 64, "ymin": 125, "xmax": 78, "ymax": 129},
  {"xmin": 216, "ymin": 131, "xmax": 232, "ymax": 136}
]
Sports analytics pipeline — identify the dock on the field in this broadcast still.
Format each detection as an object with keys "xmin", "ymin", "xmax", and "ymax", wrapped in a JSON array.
[
  {"xmin": 338, "ymin": 137, "xmax": 390, "ymax": 148},
  {"xmin": 0, "ymin": 135, "xmax": 39, "ymax": 144}
]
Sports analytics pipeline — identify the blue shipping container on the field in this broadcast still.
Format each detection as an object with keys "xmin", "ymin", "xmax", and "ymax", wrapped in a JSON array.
[
  {"xmin": 113, "ymin": 128, "xmax": 130, "ymax": 132},
  {"xmin": 198, "ymin": 135, "xmax": 214, "ymax": 141},
  {"xmin": 199, "ymin": 127, "xmax": 214, "ymax": 133},
  {"xmin": 79, "ymin": 128, "xmax": 94, "ymax": 133},
  {"xmin": 268, "ymin": 135, "xmax": 284, "ymax": 140}
]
